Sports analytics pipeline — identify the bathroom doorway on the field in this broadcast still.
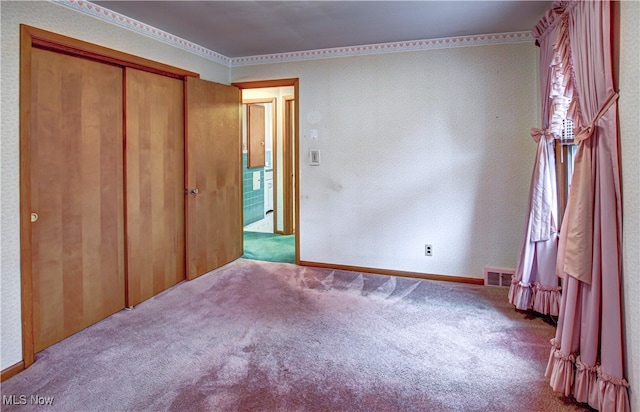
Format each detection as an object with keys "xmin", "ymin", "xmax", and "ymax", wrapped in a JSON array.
[{"xmin": 235, "ymin": 79, "xmax": 299, "ymax": 264}]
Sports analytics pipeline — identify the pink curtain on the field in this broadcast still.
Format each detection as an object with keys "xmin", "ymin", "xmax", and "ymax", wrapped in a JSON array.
[
  {"xmin": 544, "ymin": 1, "xmax": 630, "ymax": 411},
  {"xmin": 508, "ymin": 10, "xmax": 561, "ymax": 316}
]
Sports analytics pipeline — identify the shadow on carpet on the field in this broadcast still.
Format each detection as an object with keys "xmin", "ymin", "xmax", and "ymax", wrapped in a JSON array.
[{"xmin": 243, "ymin": 231, "xmax": 295, "ymax": 263}]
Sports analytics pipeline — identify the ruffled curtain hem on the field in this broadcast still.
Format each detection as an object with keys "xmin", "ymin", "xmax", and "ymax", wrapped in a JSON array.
[
  {"xmin": 545, "ymin": 340, "xmax": 631, "ymax": 412},
  {"xmin": 508, "ymin": 280, "xmax": 560, "ymax": 316},
  {"xmin": 575, "ymin": 355, "xmax": 599, "ymax": 407},
  {"xmin": 599, "ymin": 373, "xmax": 631, "ymax": 412}
]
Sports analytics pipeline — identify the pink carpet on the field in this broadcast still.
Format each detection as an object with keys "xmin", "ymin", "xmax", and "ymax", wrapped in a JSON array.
[{"xmin": 1, "ymin": 259, "xmax": 590, "ymax": 411}]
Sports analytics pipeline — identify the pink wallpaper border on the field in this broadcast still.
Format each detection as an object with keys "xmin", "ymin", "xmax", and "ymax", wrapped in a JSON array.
[
  {"xmin": 56, "ymin": 0, "xmax": 534, "ymax": 68},
  {"xmin": 56, "ymin": 0, "xmax": 232, "ymax": 65},
  {"xmin": 232, "ymin": 32, "xmax": 533, "ymax": 67}
]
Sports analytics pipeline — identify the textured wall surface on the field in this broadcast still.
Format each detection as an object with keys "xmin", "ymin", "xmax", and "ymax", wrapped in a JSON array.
[
  {"xmin": 619, "ymin": 1, "xmax": 639, "ymax": 409},
  {"xmin": 0, "ymin": 1, "xmax": 228, "ymax": 370},
  {"xmin": 233, "ymin": 43, "xmax": 538, "ymax": 279}
]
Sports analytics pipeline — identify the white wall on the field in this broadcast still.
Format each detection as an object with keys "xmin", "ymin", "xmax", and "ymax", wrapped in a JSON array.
[
  {"xmin": 0, "ymin": 1, "xmax": 229, "ymax": 370},
  {"xmin": 233, "ymin": 43, "xmax": 538, "ymax": 278},
  {"xmin": 619, "ymin": 1, "xmax": 639, "ymax": 409}
]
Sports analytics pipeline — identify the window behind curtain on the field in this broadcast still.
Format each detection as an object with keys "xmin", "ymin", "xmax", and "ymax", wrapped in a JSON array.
[{"xmin": 556, "ymin": 119, "xmax": 577, "ymax": 226}]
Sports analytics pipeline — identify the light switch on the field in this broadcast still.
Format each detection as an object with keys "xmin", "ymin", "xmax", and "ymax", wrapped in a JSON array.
[
  {"xmin": 253, "ymin": 171, "xmax": 261, "ymax": 190},
  {"xmin": 309, "ymin": 149, "xmax": 320, "ymax": 166}
]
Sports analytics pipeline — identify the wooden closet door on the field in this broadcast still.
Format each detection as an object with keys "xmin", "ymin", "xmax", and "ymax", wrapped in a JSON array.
[
  {"xmin": 186, "ymin": 78, "xmax": 242, "ymax": 279},
  {"xmin": 125, "ymin": 68, "xmax": 185, "ymax": 306},
  {"xmin": 30, "ymin": 48, "xmax": 125, "ymax": 352}
]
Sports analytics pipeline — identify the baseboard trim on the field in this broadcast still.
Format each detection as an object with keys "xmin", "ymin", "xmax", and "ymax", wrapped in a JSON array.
[
  {"xmin": 298, "ymin": 261, "xmax": 484, "ymax": 285},
  {"xmin": 1, "ymin": 361, "xmax": 25, "ymax": 382}
]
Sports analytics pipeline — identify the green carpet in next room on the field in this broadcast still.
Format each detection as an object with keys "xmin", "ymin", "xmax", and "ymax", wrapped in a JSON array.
[{"xmin": 243, "ymin": 231, "xmax": 295, "ymax": 263}]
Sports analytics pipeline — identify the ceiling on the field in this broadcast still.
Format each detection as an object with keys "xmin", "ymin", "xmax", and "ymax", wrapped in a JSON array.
[{"xmin": 92, "ymin": 1, "xmax": 551, "ymax": 58}]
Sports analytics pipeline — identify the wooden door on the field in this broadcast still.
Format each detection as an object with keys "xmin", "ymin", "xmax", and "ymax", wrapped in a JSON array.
[
  {"xmin": 283, "ymin": 97, "xmax": 296, "ymax": 235},
  {"xmin": 185, "ymin": 78, "xmax": 242, "ymax": 280},
  {"xmin": 30, "ymin": 48, "xmax": 125, "ymax": 352},
  {"xmin": 125, "ymin": 68, "xmax": 185, "ymax": 306},
  {"xmin": 247, "ymin": 104, "xmax": 266, "ymax": 168}
]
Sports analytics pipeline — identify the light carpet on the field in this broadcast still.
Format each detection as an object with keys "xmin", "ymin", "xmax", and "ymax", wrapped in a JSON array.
[{"xmin": 1, "ymin": 259, "xmax": 590, "ymax": 411}]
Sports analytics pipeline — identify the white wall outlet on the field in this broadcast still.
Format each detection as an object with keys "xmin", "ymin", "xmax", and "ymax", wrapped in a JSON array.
[
  {"xmin": 425, "ymin": 244, "xmax": 433, "ymax": 256},
  {"xmin": 309, "ymin": 149, "xmax": 321, "ymax": 166}
]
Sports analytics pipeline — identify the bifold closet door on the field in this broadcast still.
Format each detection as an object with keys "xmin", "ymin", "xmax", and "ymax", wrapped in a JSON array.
[
  {"xmin": 30, "ymin": 48, "xmax": 125, "ymax": 352},
  {"xmin": 186, "ymin": 77, "xmax": 242, "ymax": 280},
  {"xmin": 125, "ymin": 68, "xmax": 185, "ymax": 307}
]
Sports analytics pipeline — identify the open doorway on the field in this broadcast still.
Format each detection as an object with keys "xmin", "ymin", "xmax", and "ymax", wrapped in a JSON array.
[{"xmin": 235, "ymin": 79, "xmax": 299, "ymax": 264}]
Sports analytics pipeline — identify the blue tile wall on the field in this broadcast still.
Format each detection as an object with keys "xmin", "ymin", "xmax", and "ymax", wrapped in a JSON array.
[{"xmin": 243, "ymin": 153, "xmax": 264, "ymax": 226}]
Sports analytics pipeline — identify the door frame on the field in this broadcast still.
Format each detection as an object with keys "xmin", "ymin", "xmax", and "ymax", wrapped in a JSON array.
[
  {"xmin": 283, "ymin": 95, "xmax": 295, "ymax": 235},
  {"xmin": 232, "ymin": 79, "xmax": 300, "ymax": 264},
  {"xmin": 18, "ymin": 25, "xmax": 198, "ymax": 370}
]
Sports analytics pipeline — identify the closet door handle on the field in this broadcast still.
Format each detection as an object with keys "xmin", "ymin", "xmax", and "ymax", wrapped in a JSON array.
[{"xmin": 185, "ymin": 188, "xmax": 199, "ymax": 195}]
